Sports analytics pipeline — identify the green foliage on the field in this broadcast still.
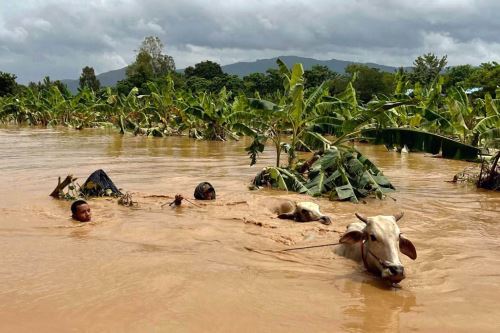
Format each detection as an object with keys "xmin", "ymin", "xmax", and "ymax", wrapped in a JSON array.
[
  {"xmin": 0, "ymin": 71, "xmax": 18, "ymax": 97},
  {"xmin": 79, "ymin": 66, "xmax": 101, "ymax": 92},
  {"xmin": 242, "ymin": 69, "xmax": 283, "ymax": 96},
  {"xmin": 184, "ymin": 60, "xmax": 223, "ymax": 80},
  {"xmin": 186, "ymin": 76, "xmax": 211, "ymax": 92},
  {"xmin": 136, "ymin": 36, "xmax": 175, "ymax": 76},
  {"xmin": 410, "ymin": 53, "xmax": 448, "ymax": 86},
  {"xmin": 28, "ymin": 76, "xmax": 71, "ymax": 98},
  {"xmin": 180, "ymin": 87, "xmax": 238, "ymax": 140},
  {"xmin": 464, "ymin": 62, "xmax": 500, "ymax": 97},
  {"xmin": 443, "ymin": 65, "xmax": 475, "ymax": 90},
  {"xmin": 345, "ymin": 64, "xmax": 394, "ymax": 102},
  {"xmin": 183, "ymin": 61, "xmax": 245, "ymax": 94},
  {"xmin": 119, "ymin": 36, "xmax": 175, "ymax": 95},
  {"xmin": 211, "ymin": 74, "xmax": 244, "ymax": 93},
  {"xmin": 241, "ymin": 59, "xmax": 408, "ymax": 201},
  {"xmin": 304, "ymin": 65, "xmax": 339, "ymax": 89},
  {"xmin": 253, "ymin": 148, "xmax": 394, "ymax": 202},
  {"xmin": 126, "ymin": 50, "xmax": 154, "ymax": 78}
]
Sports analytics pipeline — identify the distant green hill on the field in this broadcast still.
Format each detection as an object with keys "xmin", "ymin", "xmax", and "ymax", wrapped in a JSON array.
[
  {"xmin": 61, "ymin": 56, "xmax": 401, "ymax": 93},
  {"xmin": 221, "ymin": 55, "xmax": 400, "ymax": 77}
]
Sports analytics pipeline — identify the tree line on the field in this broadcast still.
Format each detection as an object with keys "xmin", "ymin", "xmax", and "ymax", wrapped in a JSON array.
[
  {"xmin": 1, "ymin": 36, "xmax": 498, "ymax": 198},
  {"xmin": 1, "ymin": 36, "xmax": 499, "ymax": 102}
]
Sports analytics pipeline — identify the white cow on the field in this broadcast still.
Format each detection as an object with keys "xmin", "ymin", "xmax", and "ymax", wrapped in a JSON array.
[
  {"xmin": 277, "ymin": 201, "xmax": 332, "ymax": 225},
  {"xmin": 335, "ymin": 212, "xmax": 417, "ymax": 283}
]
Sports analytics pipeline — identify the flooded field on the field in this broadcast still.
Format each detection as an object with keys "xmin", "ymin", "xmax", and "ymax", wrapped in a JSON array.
[{"xmin": 0, "ymin": 127, "xmax": 499, "ymax": 332}]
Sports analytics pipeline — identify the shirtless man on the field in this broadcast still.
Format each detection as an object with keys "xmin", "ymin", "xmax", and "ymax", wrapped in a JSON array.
[{"xmin": 71, "ymin": 200, "xmax": 92, "ymax": 222}]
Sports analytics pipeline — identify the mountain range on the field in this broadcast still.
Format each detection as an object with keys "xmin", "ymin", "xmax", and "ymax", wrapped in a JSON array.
[{"xmin": 61, "ymin": 55, "xmax": 402, "ymax": 93}]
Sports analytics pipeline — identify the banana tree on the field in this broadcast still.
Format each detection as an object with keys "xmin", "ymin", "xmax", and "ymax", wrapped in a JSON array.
[
  {"xmin": 230, "ymin": 94, "xmax": 288, "ymax": 166},
  {"xmin": 475, "ymin": 93, "xmax": 500, "ymax": 148},
  {"xmin": 144, "ymin": 78, "xmax": 183, "ymax": 135},
  {"xmin": 237, "ymin": 59, "xmax": 341, "ymax": 168},
  {"xmin": 106, "ymin": 87, "xmax": 152, "ymax": 135},
  {"xmin": 180, "ymin": 87, "xmax": 238, "ymax": 140},
  {"xmin": 243, "ymin": 60, "xmax": 404, "ymax": 201},
  {"xmin": 0, "ymin": 96, "xmax": 18, "ymax": 124}
]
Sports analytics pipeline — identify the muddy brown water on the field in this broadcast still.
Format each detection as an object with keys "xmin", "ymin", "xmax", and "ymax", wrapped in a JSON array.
[{"xmin": 0, "ymin": 127, "xmax": 499, "ymax": 332}]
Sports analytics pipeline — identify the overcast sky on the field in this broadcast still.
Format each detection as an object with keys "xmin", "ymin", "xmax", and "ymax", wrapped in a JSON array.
[{"xmin": 1, "ymin": 0, "xmax": 499, "ymax": 83}]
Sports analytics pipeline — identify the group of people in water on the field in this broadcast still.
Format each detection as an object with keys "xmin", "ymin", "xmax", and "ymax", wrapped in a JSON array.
[{"xmin": 68, "ymin": 170, "xmax": 216, "ymax": 222}]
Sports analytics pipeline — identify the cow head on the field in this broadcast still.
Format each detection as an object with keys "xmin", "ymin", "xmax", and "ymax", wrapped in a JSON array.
[
  {"xmin": 278, "ymin": 201, "xmax": 332, "ymax": 225},
  {"xmin": 339, "ymin": 212, "xmax": 417, "ymax": 283}
]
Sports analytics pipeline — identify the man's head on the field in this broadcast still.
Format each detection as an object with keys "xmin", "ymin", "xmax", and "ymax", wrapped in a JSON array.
[
  {"xmin": 194, "ymin": 182, "xmax": 216, "ymax": 200},
  {"xmin": 71, "ymin": 200, "xmax": 92, "ymax": 222}
]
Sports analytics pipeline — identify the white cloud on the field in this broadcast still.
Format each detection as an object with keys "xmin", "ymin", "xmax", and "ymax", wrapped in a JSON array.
[
  {"xmin": 134, "ymin": 19, "xmax": 165, "ymax": 35},
  {"xmin": 1, "ymin": 0, "xmax": 499, "ymax": 83},
  {"xmin": 22, "ymin": 18, "xmax": 52, "ymax": 32},
  {"xmin": 0, "ymin": 24, "xmax": 28, "ymax": 43}
]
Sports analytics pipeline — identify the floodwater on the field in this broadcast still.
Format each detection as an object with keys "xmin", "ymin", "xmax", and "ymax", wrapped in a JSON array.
[{"xmin": 0, "ymin": 127, "xmax": 499, "ymax": 333}]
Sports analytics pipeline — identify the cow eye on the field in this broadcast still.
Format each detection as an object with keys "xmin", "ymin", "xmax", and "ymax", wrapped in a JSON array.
[{"xmin": 370, "ymin": 234, "xmax": 377, "ymax": 241}]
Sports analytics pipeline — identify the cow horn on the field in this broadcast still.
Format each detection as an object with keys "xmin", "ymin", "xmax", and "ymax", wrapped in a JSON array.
[
  {"xmin": 394, "ymin": 212, "xmax": 404, "ymax": 222},
  {"xmin": 355, "ymin": 213, "xmax": 369, "ymax": 224}
]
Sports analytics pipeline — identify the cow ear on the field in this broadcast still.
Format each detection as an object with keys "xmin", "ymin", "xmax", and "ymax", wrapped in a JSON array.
[
  {"xmin": 399, "ymin": 235, "xmax": 417, "ymax": 260},
  {"xmin": 393, "ymin": 212, "xmax": 404, "ymax": 222},
  {"xmin": 340, "ymin": 230, "xmax": 364, "ymax": 244}
]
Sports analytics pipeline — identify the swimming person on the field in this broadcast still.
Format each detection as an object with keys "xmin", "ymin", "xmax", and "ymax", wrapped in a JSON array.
[
  {"xmin": 71, "ymin": 200, "xmax": 92, "ymax": 222},
  {"xmin": 194, "ymin": 182, "xmax": 216, "ymax": 200}
]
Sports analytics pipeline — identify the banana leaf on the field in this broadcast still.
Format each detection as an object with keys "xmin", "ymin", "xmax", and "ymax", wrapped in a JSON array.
[
  {"xmin": 333, "ymin": 167, "xmax": 359, "ymax": 203},
  {"xmin": 256, "ymin": 167, "xmax": 311, "ymax": 194},
  {"xmin": 306, "ymin": 168, "xmax": 326, "ymax": 196},
  {"xmin": 245, "ymin": 135, "xmax": 267, "ymax": 166},
  {"xmin": 363, "ymin": 128, "xmax": 481, "ymax": 160},
  {"xmin": 479, "ymin": 128, "xmax": 500, "ymax": 148},
  {"xmin": 296, "ymin": 131, "xmax": 331, "ymax": 152},
  {"xmin": 248, "ymin": 98, "xmax": 277, "ymax": 111},
  {"xmin": 253, "ymin": 148, "xmax": 393, "ymax": 202},
  {"xmin": 333, "ymin": 184, "xmax": 358, "ymax": 202}
]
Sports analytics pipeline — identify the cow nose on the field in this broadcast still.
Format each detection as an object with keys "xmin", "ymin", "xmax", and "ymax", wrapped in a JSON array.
[
  {"xmin": 319, "ymin": 216, "xmax": 332, "ymax": 225},
  {"xmin": 388, "ymin": 265, "xmax": 404, "ymax": 276}
]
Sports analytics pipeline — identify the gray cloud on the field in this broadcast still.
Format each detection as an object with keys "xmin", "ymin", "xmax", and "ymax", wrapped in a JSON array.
[{"xmin": 1, "ymin": 0, "xmax": 499, "ymax": 83}]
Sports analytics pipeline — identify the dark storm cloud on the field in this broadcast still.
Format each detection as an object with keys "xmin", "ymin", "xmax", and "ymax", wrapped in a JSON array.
[{"xmin": 1, "ymin": 0, "xmax": 499, "ymax": 83}]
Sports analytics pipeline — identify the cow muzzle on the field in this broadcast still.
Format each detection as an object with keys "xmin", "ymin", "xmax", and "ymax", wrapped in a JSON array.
[
  {"xmin": 382, "ymin": 265, "xmax": 406, "ymax": 283},
  {"xmin": 319, "ymin": 215, "xmax": 332, "ymax": 225}
]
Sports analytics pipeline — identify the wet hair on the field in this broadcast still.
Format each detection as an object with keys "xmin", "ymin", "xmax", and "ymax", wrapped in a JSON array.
[
  {"xmin": 194, "ymin": 182, "xmax": 216, "ymax": 200},
  {"xmin": 71, "ymin": 200, "xmax": 88, "ymax": 214}
]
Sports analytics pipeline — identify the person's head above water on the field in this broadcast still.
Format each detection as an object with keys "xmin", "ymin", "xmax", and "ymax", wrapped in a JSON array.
[
  {"xmin": 71, "ymin": 200, "xmax": 92, "ymax": 222},
  {"xmin": 194, "ymin": 182, "xmax": 216, "ymax": 200}
]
